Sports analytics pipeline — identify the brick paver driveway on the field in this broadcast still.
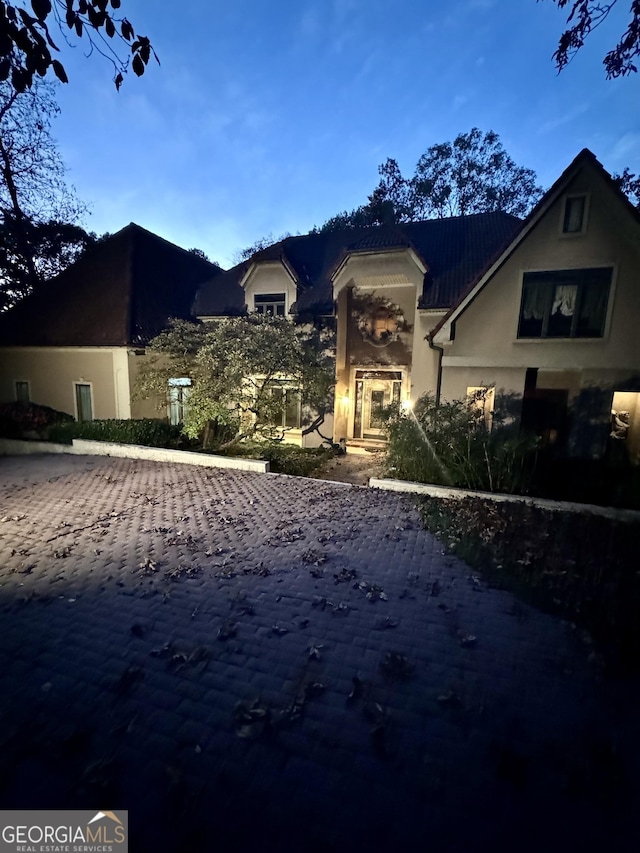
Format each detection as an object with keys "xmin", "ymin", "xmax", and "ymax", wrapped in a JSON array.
[{"xmin": 0, "ymin": 455, "xmax": 638, "ymax": 852}]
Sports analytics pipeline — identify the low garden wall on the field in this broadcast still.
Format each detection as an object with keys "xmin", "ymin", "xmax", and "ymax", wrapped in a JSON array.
[
  {"xmin": 0, "ymin": 438, "xmax": 270, "ymax": 474},
  {"xmin": 369, "ymin": 477, "xmax": 640, "ymax": 523}
]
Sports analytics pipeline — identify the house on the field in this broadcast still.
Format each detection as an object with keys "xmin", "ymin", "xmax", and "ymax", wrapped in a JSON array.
[
  {"xmin": 429, "ymin": 148, "xmax": 640, "ymax": 465},
  {"xmin": 2, "ymin": 149, "xmax": 638, "ymax": 464},
  {"xmin": 193, "ymin": 213, "xmax": 520, "ymax": 446},
  {"xmin": 0, "ymin": 223, "xmax": 223, "ymax": 422},
  {"xmin": 197, "ymin": 148, "xmax": 639, "ymax": 464}
]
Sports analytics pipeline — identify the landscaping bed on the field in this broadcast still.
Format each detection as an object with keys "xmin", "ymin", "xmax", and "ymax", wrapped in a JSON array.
[
  {"xmin": 214, "ymin": 440, "xmax": 334, "ymax": 476},
  {"xmin": 419, "ymin": 496, "xmax": 640, "ymax": 673}
]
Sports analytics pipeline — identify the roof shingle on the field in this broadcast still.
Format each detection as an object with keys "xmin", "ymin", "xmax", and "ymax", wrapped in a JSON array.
[
  {"xmin": 0, "ymin": 223, "xmax": 222, "ymax": 347},
  {"xmin": 193, "ymin": 213, "xmax": 522, "ymax": 319}
]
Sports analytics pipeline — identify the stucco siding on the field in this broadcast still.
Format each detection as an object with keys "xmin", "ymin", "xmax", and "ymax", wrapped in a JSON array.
[
  {"xmin": 243, "ymin": 262, "xmax": 297, "ymax": 315},
  {"xmin": 443, "ymin": 165, "xmax": 640, "ymax": 375},
  {"xmin": 412, "ymin": 312, "xmax": 445, "ymax": 401},
  {"xmin": 0, "ymin": 347, "xmax": 125, "ymax": 419}
]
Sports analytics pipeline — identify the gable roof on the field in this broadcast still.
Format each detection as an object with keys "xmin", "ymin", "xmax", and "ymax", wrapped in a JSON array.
[
  {"xmin": 193, "ymin": 212, "xmax": 521, "ymax": 318},
  {"xmin": 0, "ymin": 223, "xmax": 222, "ymax": 347},
  {"xmin": 430, "ymin": 148, "xmax": 640, "ymax": 344}
]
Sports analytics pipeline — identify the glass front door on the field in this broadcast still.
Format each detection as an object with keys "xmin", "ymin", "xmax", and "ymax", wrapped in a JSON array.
[{"xmin": 353, "ymin": 370, "xmax": 402, "ymax": 439}]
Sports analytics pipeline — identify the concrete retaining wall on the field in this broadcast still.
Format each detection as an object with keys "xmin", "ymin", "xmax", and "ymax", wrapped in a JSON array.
[
  {"xmin": 369, "ymin": 477, "xmax": 640, "ymax": 523},
  {"xmin": 0, "ymin": 438, "xmax": 270, "ymax": 473},
  {"xmin": 0, "ymin": 438, "xmax": 76, "ymax": 456}
]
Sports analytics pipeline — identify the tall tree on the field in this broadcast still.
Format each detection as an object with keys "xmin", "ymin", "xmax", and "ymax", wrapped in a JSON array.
[
  {"xmin": 612, "ymin": 167, "xmax": 640, "ymax": 207},
  {"xmin": 540, "ymin": 0, "xmax": 640, "ymax": 77},
  {"xmin": 0, "ymin": 78, "xmax": 93, "ymax": 310},
  {"xmin": 134, "ymin": 315, "xmax": 335, "ymax": 449},
  {"xmin": 320, "ymin": 129, "xmax": 543, "ymax": 231},
  {"xmin": 233, "ymin": 232, "xmax": 293, "ymax": 265},
  {"xmin": 0, "ymin": 0, "xmax": 157, "ymax": 92},
  {"xmin": 410, "ymin": 129, "xmax": 543, "ymax": 219}
]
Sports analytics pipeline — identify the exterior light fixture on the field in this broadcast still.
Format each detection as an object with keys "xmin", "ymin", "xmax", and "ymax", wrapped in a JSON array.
[
  {"xmin": 401, "ymin": 398, "xmax": 413, "ymax": 411},
  {"xmin": 342, "ymin": 394, "xmax": 350, "ymax": 406}
]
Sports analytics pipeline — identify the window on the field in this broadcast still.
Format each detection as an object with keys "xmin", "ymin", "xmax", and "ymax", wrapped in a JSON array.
[
  {"xmin": 467, "ymin": 386, "xmax": 494, "ymax": 428},
  {"xmin": 562, "ymin": 195, "xmax": 586, "ymax": 234},
  {"xmin": 75, "ymin": 383, "xmax": 93, "ymax": 422},
  {"xmin": 518, "ymin": 268, "xmax": 612, "ymax": 339},
  {"xmin": 255, "ymin": 293, "xmax": 286, "ymax": 316},
  {"xmin": 263, "ymin": 382, "xmax": 301, "ymax": 428},
  {"xmin": 168, "ymin": 378, "xmax": 191, "ymax": 425},
  {"xmin": 15, "ymin": 381, "xmax": 30, "ymax": 403}
]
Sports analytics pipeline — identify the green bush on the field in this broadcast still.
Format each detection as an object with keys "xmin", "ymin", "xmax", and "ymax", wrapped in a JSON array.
[
  {"xmin": 48, "ymin": 418, "xmax": 184, "ymax": 448},
  {"xmin": 216, "ymin": 440, "xmax": 333, "ymax": 476},
  {"xmin": 0, "ymin": 402, "xmax": 73, "ymax": 438},
  {"xmin": 384, "ymin": 391, "xmax": 539, "ymax": 494}
]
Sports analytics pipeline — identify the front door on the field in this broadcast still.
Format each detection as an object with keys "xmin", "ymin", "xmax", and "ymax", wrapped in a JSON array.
[{"xmin": 354, "ymin": 370, "xmax": 402, "ymax": 439}]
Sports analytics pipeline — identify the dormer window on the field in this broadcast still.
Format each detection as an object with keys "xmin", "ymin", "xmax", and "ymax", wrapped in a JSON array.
[
  {"xmin": 254, "ymin": 293, "xmax": 286, "ymax": 316},
  {"xmin": 562, "ymin": 195, "xmax": 587, "ymax": 234}
]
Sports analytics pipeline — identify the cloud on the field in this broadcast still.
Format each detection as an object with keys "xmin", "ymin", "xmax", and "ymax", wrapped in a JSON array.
[
  {"xmin": 299, "ymin": 7, "xmax": 322, "ymax": 39},
  {"xmin": 609, "ymin": 132, "xmax": 640, "ymax": 165},
  {"xmin": 536, "ymin": 104, "xmax": 590, "ymax": 135},
  {"xmin": 452, "ymin": 94, "xmax": 469, "ymax": 110}
]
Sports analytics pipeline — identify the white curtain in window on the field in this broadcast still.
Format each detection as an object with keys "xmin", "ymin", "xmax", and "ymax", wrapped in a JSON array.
[
  {"xmin": 523, "ymin": 281, "xmax": 547, "ymax": 320},
  {"xmin": 552, "ymin": 284, "xmax": 577, "ymax": 317}
]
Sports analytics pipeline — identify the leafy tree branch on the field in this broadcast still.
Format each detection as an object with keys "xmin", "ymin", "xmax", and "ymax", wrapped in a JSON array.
[
  {"xmin": 0, "ymin": 0, "xmax": 158, "ymax": 92},
  {"xmin": 540, "ymin": 0, "xmax": 640, "ymax": 77}
]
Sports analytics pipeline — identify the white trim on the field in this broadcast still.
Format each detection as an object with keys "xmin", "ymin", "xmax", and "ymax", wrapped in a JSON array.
[
  {"xmin": 442, "ymin": 354, "xmax": 595, "ymax": 368},
  {"xmin": 346, "ymin": 364, "xmax": 409, "ymax": 441},
  {"xmin": 73, "ymin": 381, "xmax": 94, "ymax": 422},
  {"xmin": 331, "ymin": 247, "xmax": 427, "ymax": 287},
  {"xmin": 240, "ymin": 258, "xmax": 298, "ymax": 290},
  {"xmin": 113, "ymin": 349, "xmax": 131, "ymax": 419},
  {"xmin": 443, "ymin": 356, "xmax": 523, "ymax": 367},
  {"xmin": 0, "ymin": 346, "xmax": 130, "ymax": 354}
]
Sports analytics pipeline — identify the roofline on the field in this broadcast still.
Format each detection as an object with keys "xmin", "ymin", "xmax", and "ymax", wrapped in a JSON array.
[
  {"xmin": 429, "ymin": 148, "xmax": 627, "ymax": 344},
  {"xmin": 117, "ymin": 222, "xmax": 224, "ymax": 271},
  {"xmin": 239, "ymin": 252, "xmax": 299, "ymax": 290},
  {"xmin": 330, "ymin": 244, "xmax": 428, "ymax": 284}
]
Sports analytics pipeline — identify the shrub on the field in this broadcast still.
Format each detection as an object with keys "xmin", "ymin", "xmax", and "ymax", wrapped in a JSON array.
[
  {"xmin": 384, "ymin": 391, "xmax": 539, "ymax": 494},
  {"xmin": 48, "ymin": 418, "xmax": 184, "ymax": 448},
  {"xmin": 0, "ymin": 402, "xmax": 73, "ymax": 438},
  {"xmin": 216, "ymin": 440, "xmax": 334, "ymax": 476}
]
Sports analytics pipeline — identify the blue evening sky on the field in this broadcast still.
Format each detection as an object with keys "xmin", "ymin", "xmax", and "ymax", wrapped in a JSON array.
[{"xmin": 51, "ymin": 0, "xmax": 637, "ymax": 268}]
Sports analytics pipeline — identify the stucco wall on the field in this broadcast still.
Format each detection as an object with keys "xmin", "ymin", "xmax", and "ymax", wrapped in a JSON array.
[
  {"xmin": 332, "ymin": 249, "xmax": 427, "ymax": 441},
  {"xmin": 412, "ymin": 311, "xmax": 446, "ymax": 402},
  {"xmin": 0, "ymin": 347, "xmax": 128, "ymax": 419},
  {"xmin": 127, "ymin": 350, "xmax": 166, "ymax": 419},
  {"xmin": 441, "ymin": 165, "xmax": 640, "ymax": 382},
  {"xmin": 243, "ymin": 262, "xmax": 297, "ymax": 314},
  {"xmin": 437, "ymin": 161, "xmax": 640, "ymax": 459}
]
